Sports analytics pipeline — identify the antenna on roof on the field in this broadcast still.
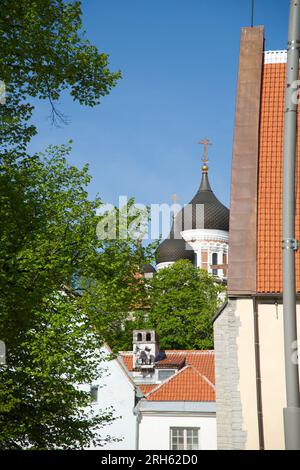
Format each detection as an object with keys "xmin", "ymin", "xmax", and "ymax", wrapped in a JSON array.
[{"xmin": 251, "ymin": 0, "xmax": 254, "ymax": 27}]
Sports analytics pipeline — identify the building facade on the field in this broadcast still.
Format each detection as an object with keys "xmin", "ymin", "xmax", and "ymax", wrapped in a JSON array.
[
  {"xmin": 81, "ymin": 344, "xmax": 137, "ymax": 450},
  {"xmin": 88, "ymin": 331, "xmax": 217, "ymax": 450},
  {"xmin": 213, "ymin": 27, "xmax": 300, "ymax": 450},
  {"xmin": 125, "ymin": 330, "xmax": 217, "ymax": 450}
]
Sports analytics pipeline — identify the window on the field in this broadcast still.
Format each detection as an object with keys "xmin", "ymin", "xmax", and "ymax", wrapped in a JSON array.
[
  {"xmin": 158, "ymin": 369, "xmax": 175, "ymax": 382},
  {"xmin": 170, "ymin": 427, "xmax": 199, "ymax": 450},
  {"xmin": 212, "ymin": 252, "xmax": 218, "ymax": 276},
  {"xmin": 90, "ymin": 385, "xmax": 99, "ymax": 403},
  {"xmin": 137, "ymin": 333, "xmax": 142, "ymax": 341},
  {"xmin": 146, "ymin": 332, "xmax": 151, "ymax": 341}
]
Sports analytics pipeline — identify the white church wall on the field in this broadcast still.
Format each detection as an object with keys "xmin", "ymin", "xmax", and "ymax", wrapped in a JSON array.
[
  {"xmin": 181, "ymin": 229, "xmax": 229, "ymax": 244},
  {"xmin": 181, "ymin": 229, "xmax": 228, "ymax": 280},
  {"xmin": 156, "ymin": 261, "xmax": 175, "ymax": 271}
]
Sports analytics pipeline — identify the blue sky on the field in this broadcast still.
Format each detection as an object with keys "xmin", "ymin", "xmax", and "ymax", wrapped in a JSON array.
[{"xmin": 29, "ymin": 0, "xmax": 289, "ymax": 209}]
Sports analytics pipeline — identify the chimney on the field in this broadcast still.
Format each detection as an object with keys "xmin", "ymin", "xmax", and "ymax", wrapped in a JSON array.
[{"xmin": 132, "ymin": 330, "xmax": 160, "ymax": 370}]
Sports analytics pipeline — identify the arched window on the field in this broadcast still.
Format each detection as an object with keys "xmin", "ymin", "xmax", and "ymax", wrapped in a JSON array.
[
  {"xmin": 146, "ymin": 332, "xmax": 151, "ymax": 342},
  {"xmin": 212, "ymin": 253, "xmax": 218, "ymax": 276},
  {"xmin": 137, "ymin": 333, "xmax": 142, "ymax": 342}
]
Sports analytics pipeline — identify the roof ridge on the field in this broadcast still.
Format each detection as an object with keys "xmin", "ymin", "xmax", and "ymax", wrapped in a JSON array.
[
  {"xmin": 164, "ymin": 350, "xmax": 214, "ymax": 354},
  {"xmin": 119, "ymin": 350, "xmax": 215, "ymax": 355},
  {"xmin": 191, "ymin": 366, "xmax": 216, "ymax": 391},
  {"xmin": 145, "ymin": 365, "xmax": 191, "ymax": 398}
]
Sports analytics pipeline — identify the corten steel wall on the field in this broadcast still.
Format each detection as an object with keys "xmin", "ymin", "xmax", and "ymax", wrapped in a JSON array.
[{"xmin": 228, "ymin": 26, "xmax": 264, "ymax": 295}]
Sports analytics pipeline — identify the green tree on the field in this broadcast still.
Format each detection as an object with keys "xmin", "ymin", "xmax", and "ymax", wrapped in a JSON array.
[
  {"xmin": 147, "ymin": 260, "xmax": 224, "ymax": 350},
  {"xmin": 0, "ymin": 0, "xmax": 148, "ymax": 449},
  {"xmin": 108, "ymin": 260, "xmax": 225, "ymax": 352},
  {"xmin": 0, "ymin": 146, "xmax": 152, "ymax": 449},
  {"xmin": 0, "ymin": 0, "xmax": 120, "ymax": 150}
]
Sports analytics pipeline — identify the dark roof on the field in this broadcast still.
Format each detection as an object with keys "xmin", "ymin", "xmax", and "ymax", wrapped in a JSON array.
[
  {"xmin": 156, "ymin": 170, "xmax": 229, "ymax": 265},
  {"xmin": 156, "ymin": 229, "xmax": 194, "ymax": 265},
  {"xmin": 175, "ymin": 172, "xmax": 229, "ymax": 232},
  {"xmin": 142, "ymin": 264, "xmax": 156, "ymax": 274}
]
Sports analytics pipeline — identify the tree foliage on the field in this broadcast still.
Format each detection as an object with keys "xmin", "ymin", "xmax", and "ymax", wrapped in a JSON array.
[
  {"xmin": 0, "ymin": 0, "xmax": 121, "ymax": 150},
  {"xmin": 0, "ymin": 146, "xmax": 152, "ymax": 449},
  {"xmin": 110, "ymin": 260, "xmax": 225, "ymax": 351},
  {"xmin": 0, "ymin": 0, "xmax": 147, "ymax": 450},
  {"xmin": 147, "ymin": 260, "xmax": 224, "ymax": 350}
]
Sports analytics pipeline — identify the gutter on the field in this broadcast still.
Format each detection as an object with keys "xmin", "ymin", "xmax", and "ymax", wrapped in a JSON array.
[
  {"xmin": 133, "ymin": 401, "xmax": 141, "ymax": 450},
  {"xmin": 252, "ymin": 298, "xmax": 265, "ymax": 450}
]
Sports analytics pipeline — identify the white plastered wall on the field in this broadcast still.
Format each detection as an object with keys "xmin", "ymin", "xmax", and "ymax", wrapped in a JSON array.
[{"xmin": 138, "ymin": 414, "xmax": 216, "ymax": 450}]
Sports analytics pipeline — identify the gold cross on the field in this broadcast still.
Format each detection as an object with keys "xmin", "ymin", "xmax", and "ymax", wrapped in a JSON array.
[
  {"xmin": 171, "ymin": 194, "xmax": 179, "ymax": 204},
  {"xmin": 198, "ymin": 139, "xmax": 212, "ymax": 166}
]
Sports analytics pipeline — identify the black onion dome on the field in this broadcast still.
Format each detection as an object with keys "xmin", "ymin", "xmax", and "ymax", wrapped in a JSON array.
[
  {"xmin": 176, "ymin": 172, "xmax": 229, "ymax": 232},
  {"xmin": 156, "ymin": 168, "xmax": 229, "ymax": 265},
  {"xmin": 142, "ymin": 264, "xmax": 156, "ymax": 274},
  {"xmin": 156, "ymin": 229, "xmax": 194, "ymax": 265}
]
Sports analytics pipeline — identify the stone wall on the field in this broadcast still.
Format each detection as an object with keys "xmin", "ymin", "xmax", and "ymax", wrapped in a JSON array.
[{"xmin": 213, "ymin": 300, "xmax": 247, "ymax": 449}]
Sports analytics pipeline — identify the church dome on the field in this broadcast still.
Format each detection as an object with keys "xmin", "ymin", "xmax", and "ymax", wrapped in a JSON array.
[
  {"xmin": 156, "ymin": 230, "xmax": 194, "ymax": 265},
  {"xmin": 142, "ymin": 264, "xmax": 156, "ymax": 274},
  {"xmin": 180, "ymin": 171, "xmax": 229, "ymax": 232},
  {"xmin": 156, "ymin": 140, "xmax": 229, "ymax": 267}
]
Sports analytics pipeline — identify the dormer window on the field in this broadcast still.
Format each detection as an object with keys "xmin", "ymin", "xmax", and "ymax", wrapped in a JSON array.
[{"xmin": 158, "ymin": 369, "xmax": 175, "ymax": 382}]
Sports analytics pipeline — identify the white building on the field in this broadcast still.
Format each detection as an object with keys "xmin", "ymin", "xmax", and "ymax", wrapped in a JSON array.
[
  {"xmin": 90, "ymin": 330, "xmax": 217, "ymax": 450},
  {"xmin": 135, "ymin": 365, "xmax": 216, "ymax": 450},
  {"xmin": 82, "ymin": 344, "xmax": 138, "ymax": 450}
]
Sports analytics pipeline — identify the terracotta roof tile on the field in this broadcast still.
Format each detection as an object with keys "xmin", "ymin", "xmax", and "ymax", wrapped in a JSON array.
[
  {"xmin": 257, "ymin": 63, "xmax": 300, "ymax": 293},
  {"xmin": 138, "ymin": 384, "xmax": 157, "ymax": 395},
  {"xmin": 145, "ymin": 365, "xmax": 215, "ymax": 402},
  {"xmin": 120, "ymin": 353, "xmax": 133, "ymax": 371},
  {"xmin": 119, "ymin": 350, "xmax": 215, "ymax": 384},
  {"xmin": 155, "ymin": 354, "xmax": 186, "ymax": 369}
]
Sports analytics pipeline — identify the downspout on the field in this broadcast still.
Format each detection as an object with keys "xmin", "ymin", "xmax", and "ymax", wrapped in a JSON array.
[
  {"xmin": 133, "ymin": 399, "xmax": 141, "ymax": 450},
  {"xmin": 282, "ymin": 0, "xmax": 300, "ymax": 450},
  {"xmin": 253, "ymin": 298, "xmax": 265, "ymax": 450},
  {"xmin": 135, "ymin": 410, "xmax": 140, "ymax": 450}
]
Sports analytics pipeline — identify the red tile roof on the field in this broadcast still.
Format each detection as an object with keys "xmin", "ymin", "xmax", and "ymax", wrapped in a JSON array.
[
  {"xmin": 119, "ymin": 350, "xmax": 214, "ymax": 383},
  {"xmin": 145, "ymin": 365, "xmax": 215, "ymax": 402},
  {"xmin": 119, "ymin": 350, "xmax": 215, "ymax": 402},
  {"xmin": 138, "ymin": 384, "xmax": 157, "ymax": 395},
  {"xmin": 257, "ymin": 62, "xmax": 300, "ymax": 293},
  {"xmin": 120, "ymin": 353, "xmax": 133, "ymax": 372},
  {"xmin": 179, "ymin": 351, "xmax": 215, "ymax": 384},
  {"xmin": 154, "ymin": 354, "xmax": 186, "ymax": 369}
]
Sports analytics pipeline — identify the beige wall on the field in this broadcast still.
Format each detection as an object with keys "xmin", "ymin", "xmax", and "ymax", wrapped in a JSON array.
[
  {"xmin": 232, "ymin": 299, "xmax": 300, "ymax": 450},
  {"xmin": 235, "ymin": 299, "xmax": 260, "ymax": 450},
  {"xmin": 258, "ymin": 302, "xmax": 300, "ymax": 449}
]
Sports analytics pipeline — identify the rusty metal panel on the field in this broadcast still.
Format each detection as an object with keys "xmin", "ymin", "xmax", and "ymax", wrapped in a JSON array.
[{"xmin": 228, "ymin": 27, "xmax": 264, "ymax": 295}]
